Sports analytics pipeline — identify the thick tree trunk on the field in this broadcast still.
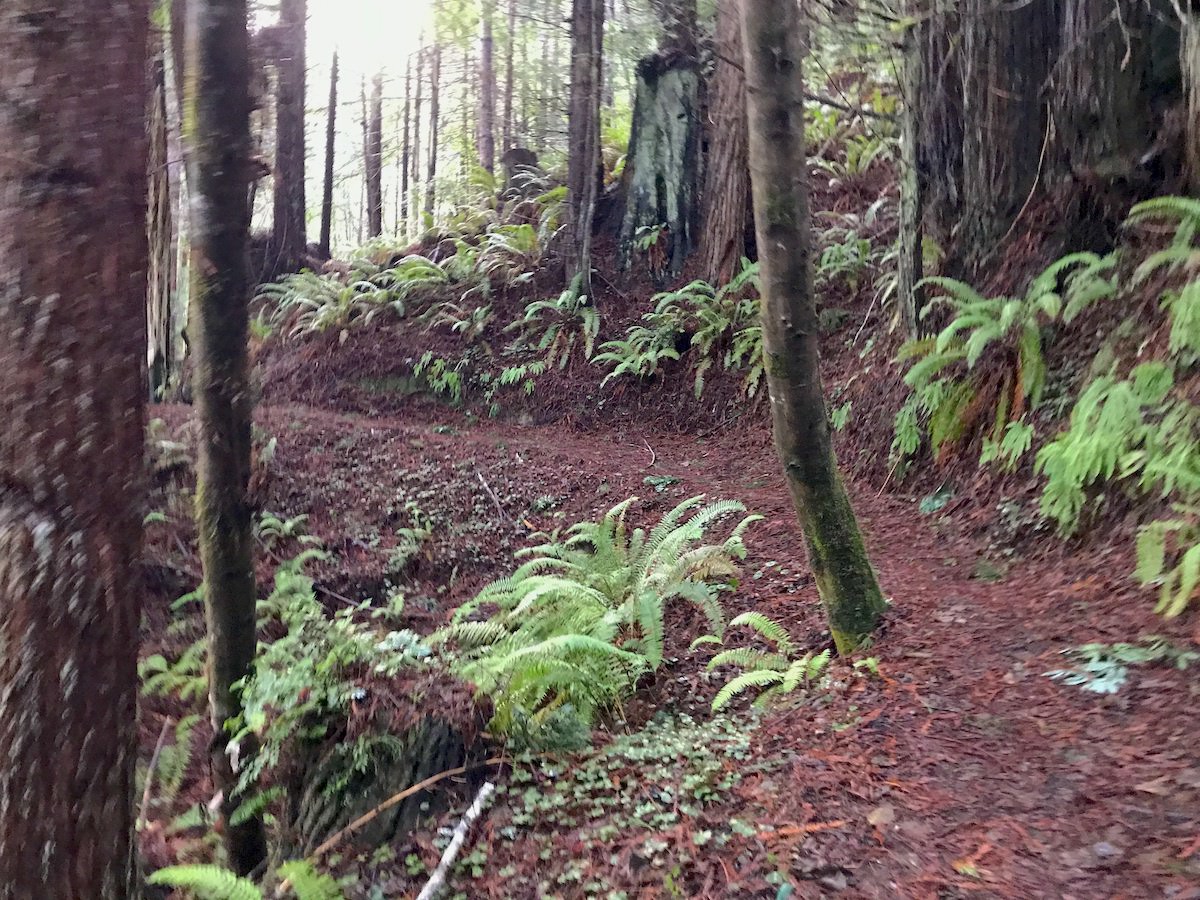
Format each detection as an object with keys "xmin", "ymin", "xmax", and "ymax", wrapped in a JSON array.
[
  {"xmin": 150, "ymin": 36, "xmax": 178, "ymax": 398},
  {"xmin": 564, "ymin": 0, "xmax": 606, "ymax": 297},
  {"xmin": 0, "ymin": 3, "xmax": 149, "ymax": 896},
  {"xmin": 699, "ymin": 0, "xmax": 750, "ymax": 285},
  {"xmin": 480, "ymin": 1, "xmax": 497, "ymax": 173},
  {"xmin": 402, "ymin": 56, "xmax": 413, "ymax": 236},
  {"xmin": 651, "ymin": 0, "xmax": 697, "ymax": 57},
  {"xmin": 184, "ymin": 0, "xmax": 269, "ymax": 874},
  {"xmin": 617, "ymin": 52, "xmax": 701, "ymax": 277},
  {"xmin": 502, "ymin": 0, "xmax": 517, "ymax": 150},
  {"xmin": 424, "ymin": 45, "xmax": 442, "ymax": 223},
  {"xmin": 366, "ymin": 72, "xmax": 384, "ymax": 239},
  {"xmin": 271, "ymin": 0, "xmax": 307, "ymax": 275},
  {"xmin": 740, "ymin": 0, "xmax": 887, "ymax": 655},
  {"xmin": 1187, "ymin": 13, "xmax": 1200, "ymax": 191},
  {"xmin": 319, "ymin": 51, "xmax": 339, "ymax": 258}
]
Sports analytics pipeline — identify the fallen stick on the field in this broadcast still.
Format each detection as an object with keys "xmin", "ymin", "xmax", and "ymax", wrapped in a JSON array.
[
  {"xmin": 415, "ymin": 781, "xmax": 497, "ymax": 900},
  {"xmin": 137, "ymin": 719, "xmax": 173, "ymax": 831},
  {"xmin": 476, "ymin": 469, "xmax": 512, "ymax": 524}
]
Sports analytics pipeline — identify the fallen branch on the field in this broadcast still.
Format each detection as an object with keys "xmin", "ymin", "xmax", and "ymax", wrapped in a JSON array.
[
  {"xmin": 137, "ymin": 719, "xmax": 173, "ymax": 831},
  {"xmin": 476, "ymin": 469, "xmax": 513, "ymax": 524},
  {"xmin": 415, "ymin": 781, "xmax": 497, "ymax": 900}
]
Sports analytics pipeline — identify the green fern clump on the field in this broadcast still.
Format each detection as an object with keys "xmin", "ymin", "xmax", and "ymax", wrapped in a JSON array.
[
  {"xmin": 507, "ymin": 288, "xmax": 601, "ymax": 368},
  {"xmin": 433, "ymin": 495, "xmax": 761, "ymax": 744},
  {"xmin": 147, "ymin": 860, "xmax": 343, "ymax": 900},
  {"xmin": 1135, "ymin": 506, "xmax": 1200, "ymax": 617},
  {"xmin": 1127, "ymin": 196, "xmax": 1200, "ymax": 362},
  {"xmin": 695, "ymin": 612, "xmax": 831, "ymax": 711}
]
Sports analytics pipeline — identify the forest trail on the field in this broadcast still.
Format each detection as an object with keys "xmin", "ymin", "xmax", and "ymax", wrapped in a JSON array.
[{"xmin": 241, "ymin": 399, "xmax": 1199, "ymax": 897}]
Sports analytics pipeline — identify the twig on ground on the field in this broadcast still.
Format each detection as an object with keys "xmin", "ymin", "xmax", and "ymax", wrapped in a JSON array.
[
  {"xmin": 641, "ymin": 438, "xmax": 656, "ymax": 467},
  {"xmin": 138, "ymin": 719, "xmax": 173, "ymax": 831},
  {"xmin": 476, "ymin": 469, "xmax": 513, "ymax": 524},
  {"xmin": 415, "ymin": 781, "xmax": 497, "ymax": 900}
]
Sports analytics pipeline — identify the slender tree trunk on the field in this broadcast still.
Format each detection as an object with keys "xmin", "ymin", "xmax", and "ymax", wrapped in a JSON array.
[
  {"xmin": 319, "ymin": 51, "xmax": 339, "ymax": 258},
  {"xmin": 480, "ymin": 1, "xmax": 497, "ymax": 173},
  {"xmin": 740, "ymin": 0, "xmax": 886, "ymax": 655},
  {"xmin": 184, "ymin": 0, "xmax": 269, "ymax": 874},
  {"xmin": 402, "ymin": 56, "xmax": 413, "ymax": 236},
  {"xmin": 564, "ymin": 0, "xmax": 605, "ymax": 297},
  {"xmin": 502, "ymin": 0, "xmax": 517, "ymax": 150},
  {"xmin": 411, "ymin": 44, "xmax": 424, "ymax": 229},
  {"xmin": 424, "ymin": 45, "xmax": 442, "ymax": 223},
  {"xmin": 150, "ymin": 33, "xmax": 177, "ymax": 398},
  {"xmin": 897, "ymin": 14, "xmax": 924, "ymax": 338},
  {"xmin": 1186, "ymin": 12, "xmax": 1200, "ymax": 191},
  {"xmin": 699, "ymin": 0, "xmax": 749, "ymax": 285},
  {"xmin": 0, "ymin": 3, "xmax": 148, "ymax": 896},
  {"xmin": 271, "ymin": 0, "xmax": 307, "ymax": 274},
  {"xmin": 366, "ymin": 72, "xmax": 384, "ymax": 238}
]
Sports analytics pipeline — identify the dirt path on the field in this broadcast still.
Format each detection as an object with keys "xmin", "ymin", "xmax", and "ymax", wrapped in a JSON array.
[{"xmin": 230, "ymin": 403, "xmax": 1200, "ymax": 897}]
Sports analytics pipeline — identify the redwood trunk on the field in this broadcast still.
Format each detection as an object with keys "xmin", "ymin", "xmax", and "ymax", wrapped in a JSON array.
[
  {"xmin": 0, "ymin": 1, "xmax": 149, "ymax": 895},
  {"xmin": 699, "ymin": 0, "xmax": 749, "ymax": 285},
  {"xmin": 184, "ymin": 0, "xmax": 269, "ymax": 873},
  {"xmin": 740, "ymin": 0, "xmax": 886, "ymax": 654},
  {"xmin": 424, "ymin": 45, "xmax": 442, "ymax": 222},
  {"xmin": 411, "ymin": 44, "xmax": 424, "ymax": 228},
  {"xmin": 319, "ymin": 51, "xmax": 339, "ymax": 258},
  {"xmin": 271, "ymin": 0, "xmax": 307, "ymax": 274},
  {"xmin": 502, "ymin": 0, "xmax": 517, "ymax": 150}
]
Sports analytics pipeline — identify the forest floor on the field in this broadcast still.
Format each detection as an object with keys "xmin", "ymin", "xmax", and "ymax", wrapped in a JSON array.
[{"xmin": 145, "ymin": 390, "xmax": 1200, "ymax": 898}]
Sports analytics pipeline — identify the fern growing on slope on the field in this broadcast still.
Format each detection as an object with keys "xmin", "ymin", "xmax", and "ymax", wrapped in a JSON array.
[
  {"xmin": 147, "ymin": 860, "xmax": 343, "ymax": 900},
  {"xmin": 432, "ymin": 495, "xmax": 761, "ymax": 745},
  {"xmin": 693, "ymin": 611, "xmax": 832, "ymax": 711}
]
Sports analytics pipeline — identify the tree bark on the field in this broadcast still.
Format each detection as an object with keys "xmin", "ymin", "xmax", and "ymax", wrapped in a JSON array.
[
  {"xmin": 740, "ymin": 0, "xmax": 887, "ymax": 654},
  {"xmin": 897, "ymin": 14, "xmax": 924, "ymax": 338},
  {"xmin": 366, "ymin": 72, "xmax": 384, "ymax": 239},
  {"xmin": 411, "ymin": 43, "xmax": 424, "ymax": 229},
  {"xmin": 699, "ymin": 0, "xmax": 750, "ymax": 285},
  {"xmin": 502, "ymin": 0, "xmax": 518, "ymax": 150},
  {"xmin": 271, "ymin": 0, "xmax": 307, "ymax": 275},
  {"xmin": 0, "ymin": 4, "xmax": 149, "ymax": 896},
  {"xmin": 150, "ymin": 32, "xmax": 178, "ymax": 398},
  {"xmin": 651, "ymin": 0, "xmax": 697, "ymax": 57},
  {"xmin": 480, "ymin": 1, "xmax": 498, "ymax": 173},
  {"xmin": 319, "ymin": 51, "xmax": 338, "ymax": 258},
  {"xmin": 424, "ymin": 45, "xmax": 442, "ymax": 223},
  {"xmin": 183, "ymin": 0, "xmax": 269, "ymax": 874},
  {"xmin": 1186, "ymin": 12, "xmax": 1200, "ymax": 192},
  {"xmin": 402, "ymin": 55, "xmax": 413, "ymax": 236},
  {"xmin": 564, "ymin": 0, "xmax": 605, "ymax": 297}
]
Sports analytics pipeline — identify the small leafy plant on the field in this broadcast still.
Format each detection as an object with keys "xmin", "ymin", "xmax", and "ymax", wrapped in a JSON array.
[{"xmin": 1045, "ymin": 636, "xmax": 1198, "ymax": 694}]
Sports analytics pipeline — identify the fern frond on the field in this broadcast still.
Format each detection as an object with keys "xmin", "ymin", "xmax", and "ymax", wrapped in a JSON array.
[
  {"xmin": 727, "ymin": 611, "xmax": 794, "ymax": 654},
  {"xmin": 711, "ymin": 669, "xmax": 784, "ymax": 711},
  {"xmin": 277, "ymin": 860, "xmax": 344, "ymax": 900},
  {"xmin": 147, "ymin": 865, "xmax": 263, "ymax": 900}
]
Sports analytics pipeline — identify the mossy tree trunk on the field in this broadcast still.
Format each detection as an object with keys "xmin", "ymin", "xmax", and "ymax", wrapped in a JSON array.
[
  {"xmin": 740, "ymin": 0, "xmax": 887, "ymax": 654},
  {"xmin": 0, "ymin": 2, "xmax": 149, "ymax": 895},
  {"xmin": 184, "ymin": 0, "xmax": 269, "ymax": 874},
  {"xmin": 366, "ymin": 72, "xmax": 384, "ymax": 239},
  {"xmin": 699, "ymin": 0, "xmax": 750, "ymax": 285},
  {"xmin": 616, "ymin": 52, "xmax": 701, "ymax": 279},
  {"xmin": 271, "ymin": 0, "xmax": 307, "ymax": 275},
  {"xmin": 564, "ymin": 0, "xmax": 605, "ymax": 298}
]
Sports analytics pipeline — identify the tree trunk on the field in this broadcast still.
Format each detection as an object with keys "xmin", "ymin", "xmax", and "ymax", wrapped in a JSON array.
[
  {"xmin": 411, "ymin": 44, "xmax": 424, "ymax": 229},
  {"xmin": 183, "ymin": 0, "xmax": 269, "ymax": 874},
  {"xmin": 271, "ymin": 0, "xmax": 307, "ymax": 275},
  {"xmin": 319, "ymin": 51, "xmax": 339, "ymax": 259},
  {"xmin": 150, "ymin": 34, "xmax": 178, "ymax": 398},
  {"xmin": 1186, "ymin": 12, "xmax": 1200, "ymax": 192},
  {"xmin": 402, "ymin": 55, "xmax": 413, "ymax": 236},
  {"xmin": 617, "ymin": 52, "xmax": 701, "ymax": 278},
  {"xmin": 424, "ymin": 45, "xmax": 442, "ymax": 223},
  {"xmin": 564, "ymin": 0, "xmax": 605, "ymax": 297},
  {"xmin": 699, "ymin": 0, "xmax": 749, "ymax": 285},
  {"xmin": 0, "ymin": 3, "xmax": 148, "ymax": 896},
  {"xmin": 651, "ymin": 0, "xmax": 697, "ymax": 57},
  {"xmin": 740, "ymin": 0, "xmax": 887, "ymax": 655},
  {"xmin": 897, "ymin": 14, "xmax": 924, "ymax": 338},
  {"xmin": 480, "ymin": 1, "xmax": 497, "ymax": 173},
  {"xmin": 502, "ymin": 0, "xmax": 517, "ymax": 150},
  {"xmin": 366, "ymin": 72, "xmax": 384, "ymax": 239}
]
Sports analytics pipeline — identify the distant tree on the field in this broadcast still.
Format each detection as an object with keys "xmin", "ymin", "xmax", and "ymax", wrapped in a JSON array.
[
  {"xmin": 740, "ymin": 0, "xmax": 887, "ymax": 654},
  {"xmin": 402, "ymin": 53, "xmax": 414, "ymax": 235},
  {"xmin": 501, "ymin": 0, "xmax": 518, "ymax": 150},
  {"xmin": 425, "ymin": 44, "xmax": 443, "ymax": 222},
  {"xmin": 271, "ymin": 0, "xmax": 307, "ymax": 273},
  {"xmin": 319, "ymin": 50, "xmax": 339, "ymax": 258},
  {"xmin": 411, "ymin": 41, "xmax": 425, "ymax": 228},
  {"xmin": 564, "ymin": 0, "xmax": 605, "ymax": 298},
  {"xmin": 366, "ymin": 72, "xmax": 384, "ymax": 239},
  {"xmin": 184, "ymin": 0, "xmax": 269, "ymax": 873},
  {"xmin": 479, "ymin": 0, "xmax": 498, "ymax": 173},
  {"xmin": 0, "ymin": 1, "xmax": 149, "ymax": 895}
]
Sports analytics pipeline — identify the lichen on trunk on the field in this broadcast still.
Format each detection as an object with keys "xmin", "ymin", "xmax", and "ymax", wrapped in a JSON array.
[{"xmin": 617, "ymin": 51, "xmax": 701, "ymax": 279}]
